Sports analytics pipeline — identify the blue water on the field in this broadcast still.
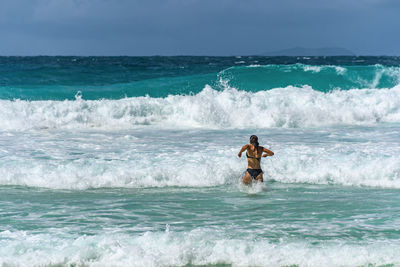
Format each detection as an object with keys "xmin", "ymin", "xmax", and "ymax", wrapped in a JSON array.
[{"xmin": 1, "ymin": 56, "xmax": 400, "ymax": 266}]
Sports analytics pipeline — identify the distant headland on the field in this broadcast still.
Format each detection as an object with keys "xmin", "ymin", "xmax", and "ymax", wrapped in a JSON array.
[{"xmin": 260, "ymin": 47, "xmax": 355, "ymax": 56}]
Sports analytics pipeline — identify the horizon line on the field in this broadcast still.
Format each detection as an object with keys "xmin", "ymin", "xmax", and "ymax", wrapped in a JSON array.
[{"xmin": 0, "ymin": 54, "xmax": 399, "ymax": 57}]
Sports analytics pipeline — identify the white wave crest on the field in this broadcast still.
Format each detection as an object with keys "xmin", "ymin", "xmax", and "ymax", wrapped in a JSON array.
[
  {"xmin": 268, "ymin": 148, "xmax": 400, "ymax": 188},
  {"xmin": 303, "ymin": 64, "xmax": 347, "ymax": 74},
  {"xmin": 0, "ymin": 150, "xmax": 240, "ymax": 190},
  {"xmin": 1, "ymin": 85, "xmax": 400, "ymax": 130},
  {"xmin": 1, "ymin": 143, "xmax": 400, "ymax": 190},
  {"xmin": 1, "ymin": 229, "xmax": 399, "ymax": 267}
]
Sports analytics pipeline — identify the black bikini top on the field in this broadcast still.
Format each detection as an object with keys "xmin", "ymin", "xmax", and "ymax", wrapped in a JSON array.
[{"xmin": 246, "ymin": 153, "xmax": 261, "ymax": 160}]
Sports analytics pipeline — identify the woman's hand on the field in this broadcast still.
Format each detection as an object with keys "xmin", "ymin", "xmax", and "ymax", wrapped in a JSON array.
[{"xmin": 238, "ymin": 144, "xmax": 248, "ymax": 158}]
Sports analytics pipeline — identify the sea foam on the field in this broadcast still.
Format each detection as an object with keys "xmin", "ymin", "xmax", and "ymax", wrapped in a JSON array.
[
  {"xmin": 1, "ymin": 85, "xmax": 400, "ymax": 131},
  {"xmin": 1, "ymin": 139, "xmax": 400, "ymax": 190},
  {"xmin": 1, "ymin": 228, "xmax": 399, "ymax": 267}
]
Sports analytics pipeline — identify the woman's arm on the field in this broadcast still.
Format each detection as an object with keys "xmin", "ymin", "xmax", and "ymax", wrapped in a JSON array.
[
  {"xmin": 238, "ymin": 144, "xmax": 249, "ymax": 157},
  {"xmin": 262, "ymin": 147, "xmax": 274, "ymax": 157}
]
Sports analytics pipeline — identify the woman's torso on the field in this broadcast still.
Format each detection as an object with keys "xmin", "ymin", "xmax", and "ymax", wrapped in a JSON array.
[{"xmin": 246, "ymin": 145, "xmax": 262, "ymax": 169}]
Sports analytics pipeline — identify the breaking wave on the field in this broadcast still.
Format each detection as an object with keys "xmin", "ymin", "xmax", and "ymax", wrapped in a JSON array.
[
  {"xmin": 1, "ymin": 84, "xmax": 400, "ymax": 130},
  {"xmin": 1, "ymin": 228, "xmax": 399, "ymax": 266},
  {"xmin": 2, "ymin": 143, "xmax": 400, "ymax": 190}
]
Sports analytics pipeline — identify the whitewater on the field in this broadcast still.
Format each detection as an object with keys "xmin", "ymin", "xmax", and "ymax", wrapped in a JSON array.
[
  {"xmin": 1, "ymin": 84, "xmax": 400, "ymax": 130},
  {"xmin": 1, "ymin": 56, "xmax": 400, "ymax": 266}
]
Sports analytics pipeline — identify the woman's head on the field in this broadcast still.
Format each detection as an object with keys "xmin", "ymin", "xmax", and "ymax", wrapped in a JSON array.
[{"xmin": 250, "ymin": 135, "xmax": 259, "ymax": 149}]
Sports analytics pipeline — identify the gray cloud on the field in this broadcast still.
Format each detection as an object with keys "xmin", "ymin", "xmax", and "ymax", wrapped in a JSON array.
[{"xmin": 0, "ymin": 0, "xmax": 399, "ymax": 55}]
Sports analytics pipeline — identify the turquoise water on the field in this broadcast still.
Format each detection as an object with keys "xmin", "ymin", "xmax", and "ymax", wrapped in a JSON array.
[
  {"xmin": 1, "ymin": 56, "xmax": 400, "ymax": 266},
  {"xmin": 2, "ymin": 184, "xmax": 400, "ymax": 266},
  {"xmin": 1, "ymin": 56, "xmax": 400, "ymax": 100}
]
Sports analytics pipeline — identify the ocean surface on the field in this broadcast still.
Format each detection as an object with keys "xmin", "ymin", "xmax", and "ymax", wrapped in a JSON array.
[{"xmin": 1, "ymin": 56, "xmax": 400, "ymax": 266}]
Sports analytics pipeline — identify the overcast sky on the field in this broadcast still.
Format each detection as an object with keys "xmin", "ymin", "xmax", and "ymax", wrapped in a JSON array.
[{"xmin": 0, "ymin": 0, "xmax": 399, "ymax": 56}]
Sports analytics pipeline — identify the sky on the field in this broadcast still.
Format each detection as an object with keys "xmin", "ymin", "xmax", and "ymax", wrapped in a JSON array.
[{"xmin": 0, "ymin": 0, "xmax": 399, "ymax": 56}]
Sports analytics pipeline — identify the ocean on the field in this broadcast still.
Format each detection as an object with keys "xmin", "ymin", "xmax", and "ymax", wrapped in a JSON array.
[{"xmin": 1, "ymin": 56, "xmax": 400, "ymax": 266}]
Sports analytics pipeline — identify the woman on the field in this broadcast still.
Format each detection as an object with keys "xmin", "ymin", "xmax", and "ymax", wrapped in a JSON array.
[{"xmin": 238, "ymin": 135, "xmax": 274, "ymax": 184}]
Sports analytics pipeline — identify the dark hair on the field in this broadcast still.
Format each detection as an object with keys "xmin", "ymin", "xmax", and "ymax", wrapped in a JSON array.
[{"xmin": 250, "ymin": 135, "xmax": 259, "ymax": 150}]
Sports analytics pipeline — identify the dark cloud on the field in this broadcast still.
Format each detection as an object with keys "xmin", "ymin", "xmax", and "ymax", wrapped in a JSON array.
[{"xmin": 0, "ymin": 0, "xmax": 399, "ymax": 55}]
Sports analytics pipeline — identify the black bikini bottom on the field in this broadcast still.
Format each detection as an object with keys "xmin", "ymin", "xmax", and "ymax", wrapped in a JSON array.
[{"xmin": 247, "ymin": 169, "xmax": 263, "ymax": 179}]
